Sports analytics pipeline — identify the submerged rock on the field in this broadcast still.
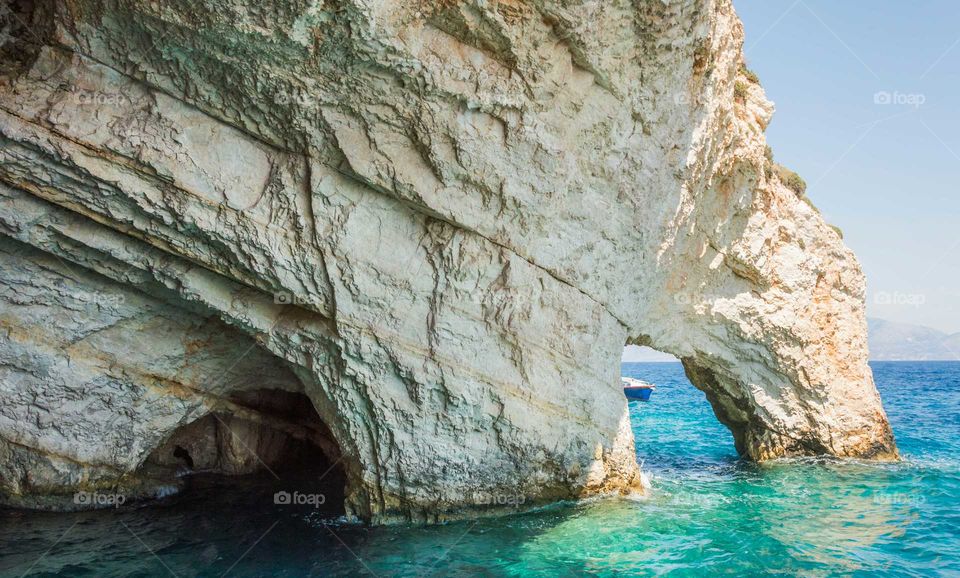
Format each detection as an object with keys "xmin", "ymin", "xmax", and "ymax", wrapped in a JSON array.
[{"xmin": 0, "ymin": 0, "xmax": 895, "ymax": 522}]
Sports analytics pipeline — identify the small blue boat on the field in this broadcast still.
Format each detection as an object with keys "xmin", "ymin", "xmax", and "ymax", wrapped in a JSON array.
[{"xmin": 622, "ymin": 377, "xmax": 655, "ymax": 401}]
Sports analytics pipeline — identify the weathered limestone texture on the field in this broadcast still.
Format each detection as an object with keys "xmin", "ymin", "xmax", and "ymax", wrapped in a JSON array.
[{"xmin": 0, "ymin": 0, "xmax": 896, "ymax": 522}]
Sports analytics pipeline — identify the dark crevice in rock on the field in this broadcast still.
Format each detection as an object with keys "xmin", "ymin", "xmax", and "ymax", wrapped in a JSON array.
[
  {"xmin": 140, "ymin": 388, "xmax": 347, "ymax": 515},
  {"xmin": 0, "ymin": 0, "xmax": 55, "ymax": 80}
]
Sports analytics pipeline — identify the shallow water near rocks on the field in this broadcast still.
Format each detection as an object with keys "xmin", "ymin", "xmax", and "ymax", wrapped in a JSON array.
[{"xmin": 2, "ymin": 361, "xmax": 958, "ymax": 577}]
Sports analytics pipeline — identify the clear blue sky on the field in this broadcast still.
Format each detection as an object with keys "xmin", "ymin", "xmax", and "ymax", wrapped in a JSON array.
[
  {"xmin": 736, "ymin": 0, "xmax": 960, "ymax": 333},
  {"xmin": 625, "ymin": 1, "xmax": 959, "ymax": 362}
]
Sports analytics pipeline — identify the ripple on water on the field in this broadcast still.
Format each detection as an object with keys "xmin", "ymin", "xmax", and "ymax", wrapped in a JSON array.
[{"xmin": 0, "ymin": 362, "xmax": 958, "ymax": 576}]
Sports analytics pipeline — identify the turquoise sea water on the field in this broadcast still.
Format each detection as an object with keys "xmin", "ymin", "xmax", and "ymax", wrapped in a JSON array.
[{"xmin": 2, "ymin": 361, "xmax": 958, "ymax": 577}]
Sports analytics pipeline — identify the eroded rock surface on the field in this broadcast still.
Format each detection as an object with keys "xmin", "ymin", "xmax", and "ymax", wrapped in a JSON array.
[{"xmin": 0, "ymin": 0, "xmax": 895, "ymax": 522}]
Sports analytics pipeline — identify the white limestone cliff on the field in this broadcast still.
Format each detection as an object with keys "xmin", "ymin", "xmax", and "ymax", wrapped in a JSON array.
[{"xmin": 0, "ymin": 0, "xmax": 895, "ymax": 523}]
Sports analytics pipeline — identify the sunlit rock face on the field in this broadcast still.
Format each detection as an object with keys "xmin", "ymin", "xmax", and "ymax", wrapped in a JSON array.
[{"xmin": 0, "ymin": 0, "xmax": 895, "ymax": 522}]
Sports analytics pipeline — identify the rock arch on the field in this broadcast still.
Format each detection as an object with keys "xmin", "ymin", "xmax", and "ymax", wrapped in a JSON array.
[{"xmin": 0, "ymin": 0, "xmax": 895, "ymax": 522}]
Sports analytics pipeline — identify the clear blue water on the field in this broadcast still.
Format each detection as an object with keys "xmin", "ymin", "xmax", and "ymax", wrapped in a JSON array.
[{"xmin": 2, "ymin": 361, "xmax": 958, "ymax": 577}]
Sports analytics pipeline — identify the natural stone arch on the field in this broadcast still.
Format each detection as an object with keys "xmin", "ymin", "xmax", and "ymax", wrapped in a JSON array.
[
  {"xmin": 0, "ymin": 0, "xmax": 896, "ymax": 523},
  {"xmin": 621, "ymin": 157, "xmax": 896, "ymax": 461}
]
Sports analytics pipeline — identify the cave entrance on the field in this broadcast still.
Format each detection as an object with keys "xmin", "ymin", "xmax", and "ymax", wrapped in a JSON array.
[{"xmin": 142, "ymin": 389, "xmax": 347, "ymax": 516}]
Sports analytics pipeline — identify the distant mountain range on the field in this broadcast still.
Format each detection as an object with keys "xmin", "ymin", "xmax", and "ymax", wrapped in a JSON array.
[
  {"xmin": 623, "ymin": 318, "xmax": 960, "ymax": 362},
  {"xmin": 867, "ymin": 318, "xmax": 960, "ymax": 361}
]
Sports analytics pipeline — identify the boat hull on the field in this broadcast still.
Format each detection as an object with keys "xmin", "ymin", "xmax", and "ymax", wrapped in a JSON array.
[{"xmin": 624, "ymin": 387, "xmax": 653, "ymax": 401}]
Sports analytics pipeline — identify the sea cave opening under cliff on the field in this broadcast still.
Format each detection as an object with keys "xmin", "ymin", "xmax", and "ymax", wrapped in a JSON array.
[{"xmin": 139, "ymin": 388, "xmax": 347, "ymax": 516}]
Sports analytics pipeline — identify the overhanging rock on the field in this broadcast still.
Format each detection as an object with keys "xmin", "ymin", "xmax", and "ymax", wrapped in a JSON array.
[{"xmin": 0, "ymin": 0, "xmax": 896, "ymax": 523}]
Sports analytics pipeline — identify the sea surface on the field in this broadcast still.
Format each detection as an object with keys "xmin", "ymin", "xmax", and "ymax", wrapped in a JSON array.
[{"xmin": 2, "ymin": 361, "xmax": 958, "ymax": 577}]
